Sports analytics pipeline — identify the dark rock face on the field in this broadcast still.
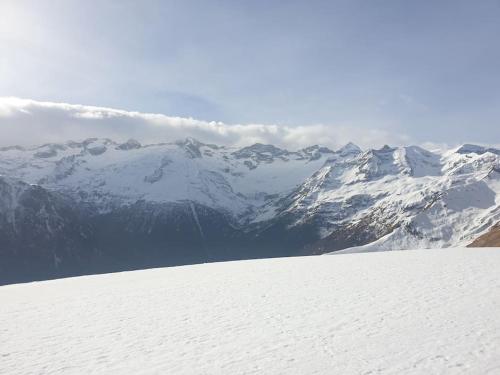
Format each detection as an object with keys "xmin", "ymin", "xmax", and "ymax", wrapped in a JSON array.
[
  {"xmin": 232, "ymin": 143, "xmax": 289, "ymax": 162},
  {"xmin": 1, "ymin": 175, "xmax": 375, "ymax": 285},
  {"xmin": 117, "ymin": 139, "xmax": 142, "ymax": 150},
  {"xmin": 87, "ymin": 145, "xmax": 107, "ymax": 155},
  {"xmin": 456, "ymin": 144, "xmax": 500, "ymax": 155},
  {"xmin": 0, "ymin": 178, "xmax": 321, "ymax": 285},
  {"xmin": 301, "ymin": 215, "xmax": 397, "ymax": 255},
  {"xmin": 34, "ymin": 149, "xmax": 58, "ymax": 158},
  {"xmin": 0, "ymin": 178, "xmax": 93, "ymax": 284},
  {"xmin": 175, "ymin": 138, "xmax": 204, "ymax": 158},
  {"xmin": 144, "ymin": 156, "xmax": 172, "ymax": 183}
]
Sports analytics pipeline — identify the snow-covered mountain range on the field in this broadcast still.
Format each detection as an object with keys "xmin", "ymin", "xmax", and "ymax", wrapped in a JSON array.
[{"xmin": 0, "ymin": 137, "xmax": 499, "ymax": 283}]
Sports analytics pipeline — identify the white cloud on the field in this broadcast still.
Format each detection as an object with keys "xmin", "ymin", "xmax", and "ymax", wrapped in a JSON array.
[{"xmin": 0, "ymin": 97, "xmax": 411, "ymax": 150}]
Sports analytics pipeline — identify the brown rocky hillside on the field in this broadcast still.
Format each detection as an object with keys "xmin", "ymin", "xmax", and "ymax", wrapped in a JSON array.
[{"xmin": 468, "ymin": 223, "xmax": 500, "ymax": 247}]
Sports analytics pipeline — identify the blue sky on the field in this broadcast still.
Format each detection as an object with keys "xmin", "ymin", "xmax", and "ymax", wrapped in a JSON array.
[{"xmin": 0, "ymin": 0, "xmax": 499, "ymax": 147}]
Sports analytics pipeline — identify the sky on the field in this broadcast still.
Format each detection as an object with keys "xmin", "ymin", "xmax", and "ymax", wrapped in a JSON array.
[{"xmin": 0, "ymin": 0, "xmax": 499, "ymax": 149}]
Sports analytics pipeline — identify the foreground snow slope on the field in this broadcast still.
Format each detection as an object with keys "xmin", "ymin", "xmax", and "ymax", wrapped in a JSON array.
[{"xmin": 1, "ymin": 248, "xmax": 500, "ymax": 374}]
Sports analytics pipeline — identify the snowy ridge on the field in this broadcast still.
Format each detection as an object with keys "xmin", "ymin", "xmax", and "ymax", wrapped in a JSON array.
[{"xmin": 0, "ymin": 138, "xmax": 333, "ymax": 216}]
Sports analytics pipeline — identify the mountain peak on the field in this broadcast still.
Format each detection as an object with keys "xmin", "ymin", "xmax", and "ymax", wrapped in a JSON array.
[
  {"xmin": 117, "ymin": 139, "xmax": 141, "ymax": 150},
  {"xmin": 456, "ymin": 144, "xmax": 486, "ymax": 155},
  {"xmin": 379, "ymin": 145, "xmax": 394, "ymax": 152},
  {"xmin": 337, "ymin": 142, "xmax": 362, "ymax": 156},
  {"xmin": 300, "ymin": 145, "xmax": 334, "ymax": 153},
  {"xmin": 232, "ymin": 143, "xmax": 289, "ymax": 159},
  {"xmin": 175, "ymin": 137, "xmax": 205, "ymax": 158},
  {"xmin": 176, "ymin": 137, "xmax": 203, "ymax": 147},
  {"xmin": 455, "ymin": 144, "xmax": 500, "ymax": 156}
]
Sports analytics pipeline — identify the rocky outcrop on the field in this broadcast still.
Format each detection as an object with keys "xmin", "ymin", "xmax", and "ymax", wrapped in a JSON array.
[{"xmin": 469, "ymin": 223, "xmax": 500, "ymax": 247}]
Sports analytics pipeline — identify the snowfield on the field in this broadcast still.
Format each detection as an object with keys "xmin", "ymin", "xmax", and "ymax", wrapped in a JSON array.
[{"xmin": 1, "ymin": 248, "xmax": 500, "ymax": 374}]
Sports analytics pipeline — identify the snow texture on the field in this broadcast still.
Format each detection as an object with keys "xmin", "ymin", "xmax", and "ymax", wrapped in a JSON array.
[{"xmin": 1, "ymin": 248, "xmax": 500, "ymax": 374}]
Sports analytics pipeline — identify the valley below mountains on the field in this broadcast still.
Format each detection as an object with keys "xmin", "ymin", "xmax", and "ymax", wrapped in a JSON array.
[{"xmin": 0, "ymin": 137, "xmax": 499, "ymax": 284}]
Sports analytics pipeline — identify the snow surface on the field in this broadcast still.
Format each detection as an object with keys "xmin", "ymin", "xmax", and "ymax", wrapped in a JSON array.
[{"xmin": 1, "ymin": 248, "xmax": 500, "ymax": 374}]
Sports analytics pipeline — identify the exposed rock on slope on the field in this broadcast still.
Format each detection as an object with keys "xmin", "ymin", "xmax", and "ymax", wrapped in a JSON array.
[
  {"xmin": 0, "ymin": 176, "xmax": 93, "ymax": 283},
  {"xmin": 0, "ymin": 138, "xmax": 498, "ymax": 283},
  {"xmin": 469, "ymin": 223, "xmax": 500, "ymax": 247}
]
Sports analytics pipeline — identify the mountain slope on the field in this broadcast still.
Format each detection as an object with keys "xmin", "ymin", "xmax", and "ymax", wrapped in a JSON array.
[
  {"xmin": 0, "ymin": 138, "xmax": 499, "ymax": 283},
  {"xmin": 0, "ymin": 176, "xmax": 95, "ymax": 283},
  {"xmin": 468, "ymin": 222, "xmax": 500, "ymax": 247},
  {"xmin": 2, "ymin": 248, "xmax": 500, "ymax": 374}
]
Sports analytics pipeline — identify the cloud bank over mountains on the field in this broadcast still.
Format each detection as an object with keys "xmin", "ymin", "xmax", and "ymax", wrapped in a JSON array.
[{"xmin": 0, "ymin": 97, "xmax": 411, "ymax": 150}]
